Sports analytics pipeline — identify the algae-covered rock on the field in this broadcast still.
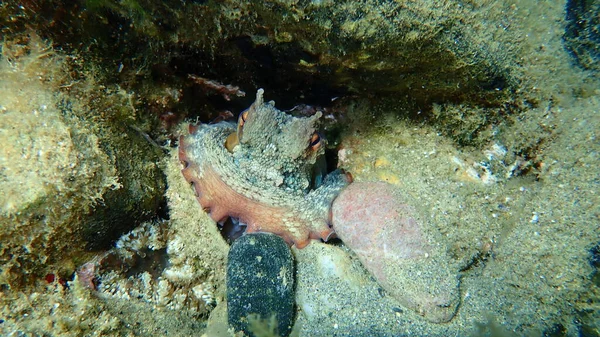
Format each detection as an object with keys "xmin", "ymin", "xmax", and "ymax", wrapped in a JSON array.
[
  {"xmin": 83, "ymin": 125, "xmax": 166, "ymax": 250},
  {"xmin": 0, "ymin": 36, "xmax": 165, "ymax": 288},
  {"xmin": 564, "ymin": 0, "xmax": 600, "ymax": 72},
  {"xmin": 1, "ymin": 0, "xmax": 520, "ymax": 106},
  {"xmin": 1, "ymin": 0, "xmax": 584, "ymax": 155}
]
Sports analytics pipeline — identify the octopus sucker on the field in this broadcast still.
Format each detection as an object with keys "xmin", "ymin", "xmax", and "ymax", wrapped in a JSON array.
[{"xmin": 178, "ymin": 89, "xmax": 350, "ymax": 248}]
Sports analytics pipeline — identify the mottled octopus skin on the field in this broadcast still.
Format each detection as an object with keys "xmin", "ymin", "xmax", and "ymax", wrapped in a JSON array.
[{"xmin": 179, "ymin": 89, "xmax": 349, "ymax": 248}]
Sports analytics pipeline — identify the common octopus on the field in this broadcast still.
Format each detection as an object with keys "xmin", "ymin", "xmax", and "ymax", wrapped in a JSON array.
[{"xmin": 179, "ymin": 89, "xmax": 351, "ymax": 248}]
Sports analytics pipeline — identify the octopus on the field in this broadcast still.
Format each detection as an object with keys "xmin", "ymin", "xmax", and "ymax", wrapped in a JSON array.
[{"xmin": 178, "ymin": 89, "xmax": 351, "ymax": 248}]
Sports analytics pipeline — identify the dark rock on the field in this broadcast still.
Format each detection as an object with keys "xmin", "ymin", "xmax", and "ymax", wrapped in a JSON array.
[
  {"xmin": 1, "ymin": 1, "xmax": 515, "ymax": 109},
  {"xmin": 227, "ymin": 233, "xmax": 295, "ymax": 337},
  {"xmin": 564, "ymin": 0, "xmax": 600, "ymax": 72},
  {"xmin": 83, "ymin": 127, "xmax": 167, "ymax": 250}
]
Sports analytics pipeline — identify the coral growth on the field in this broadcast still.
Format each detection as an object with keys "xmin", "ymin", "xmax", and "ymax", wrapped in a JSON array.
[{"xmin": 81, "ymin": 221, "xmax": 219, "ymax": 315}]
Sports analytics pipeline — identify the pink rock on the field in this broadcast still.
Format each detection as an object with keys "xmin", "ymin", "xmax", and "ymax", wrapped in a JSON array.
[{"xmin": 331, "ymin": 182, "xmax": 460, "ymax": 323}]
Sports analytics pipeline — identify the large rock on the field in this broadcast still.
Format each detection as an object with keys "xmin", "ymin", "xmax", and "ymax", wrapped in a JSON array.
[
  {"xmin": 331, "ymin": 182, "xmax": 460, "ymax": 323},
  {"xmin": 0, "ymin": 37, "xmax": 165, "ymax": 288}
]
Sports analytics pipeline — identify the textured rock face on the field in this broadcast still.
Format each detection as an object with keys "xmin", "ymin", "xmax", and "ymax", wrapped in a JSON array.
[
  {"xmin": 0, "ymin": 39, "xmax": 166, "ymax": 288},
  {"xmin": 331, "ymin": 182, "xmax": 460, "ymax": 323}
]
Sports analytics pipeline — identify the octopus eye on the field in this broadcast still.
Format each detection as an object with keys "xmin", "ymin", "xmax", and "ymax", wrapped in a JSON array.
[
  {"xmin": 236, "ymin": 109, "xmax": 249, "ymax": 143},
  {"xmin": 238, "ymin": 109, "xmax": 249, "ymax": 128},
  {"xmin": 309, "ymin": 132, "xmax": 322, "ymax": 151}
]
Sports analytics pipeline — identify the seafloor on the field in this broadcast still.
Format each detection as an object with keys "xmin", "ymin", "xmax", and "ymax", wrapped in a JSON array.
[{"xmin": 0, "ymin": 0, "xmax": 599, "ymax": 336}]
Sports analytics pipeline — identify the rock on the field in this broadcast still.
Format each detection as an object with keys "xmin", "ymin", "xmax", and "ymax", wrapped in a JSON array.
[
  {"xmin": 82, "ymin": 126, "xmax": 166, "ymax": 250},
  {"xmin": 0, "ymin": 37, "xmax": 168, "ymax": 289},
  {"xmin": 0, "ymin": 39, "xmax": 162, "ymax": 288},
  {"xmin": 331, "ymin": 182, "xmax": 460, "ymax": 323},
  {"xmin": 227, "ymin": 233, "xmax": 295, "ymax": 337},
  {"xmin": 564, "ymin": 0, "xmax": 600, "ymax": 71}
]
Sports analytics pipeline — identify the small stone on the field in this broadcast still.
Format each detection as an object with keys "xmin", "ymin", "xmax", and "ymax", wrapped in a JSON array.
[{"xmin": 227, "ymin": 233, "xmax": 295, "ymax": 337}]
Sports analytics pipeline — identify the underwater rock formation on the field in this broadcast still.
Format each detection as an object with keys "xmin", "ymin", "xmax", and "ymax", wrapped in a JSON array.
[
  {"xmin": 564, "ymin": 0, "xmax": 600, "ymax": 71},
  {"xmin": 0, "ymin": 37, "xmax": 165, "ymax": 288},
  {"xmin": 331, "ymin": 182, "xmax": 460, "ymax": 323},
  {"xmin": 179, "ymin": 89, "xmax": 350, "ymax": 248}
]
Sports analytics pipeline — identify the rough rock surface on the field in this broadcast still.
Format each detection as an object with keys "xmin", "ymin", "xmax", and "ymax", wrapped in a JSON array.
[{"xmin": 0, "ymin": 38, "xmax": 165, "ymax": 288}]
